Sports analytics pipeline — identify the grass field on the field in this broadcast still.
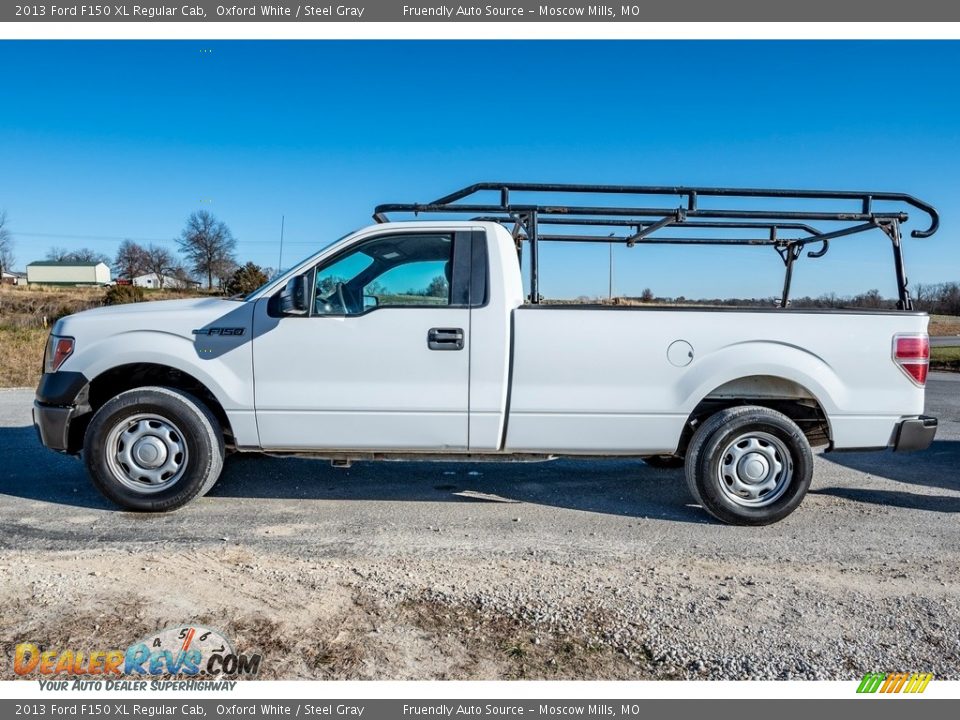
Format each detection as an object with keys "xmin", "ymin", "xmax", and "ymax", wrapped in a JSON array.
[{"xmin": 931, "ymin": 346, "xmax": 960, "ymax": 372}]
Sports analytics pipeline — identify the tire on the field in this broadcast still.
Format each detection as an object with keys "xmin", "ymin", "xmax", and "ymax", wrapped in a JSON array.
[
  {"xmin": 684, "ymin": 406, "xmax": 813, "ymax": 526},
  {"xmin": 83, "ymin": 386, "xmax": 224, "ymax": 512},
  {"xmin": 643, "ymin": 454, "xmax": 685, "ymax": 470}
]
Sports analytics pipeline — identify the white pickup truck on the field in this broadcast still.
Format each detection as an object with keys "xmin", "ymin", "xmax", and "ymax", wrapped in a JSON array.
[{"xmin": 34, "ymin": 183, "xmax": 939, "ymax": 524}]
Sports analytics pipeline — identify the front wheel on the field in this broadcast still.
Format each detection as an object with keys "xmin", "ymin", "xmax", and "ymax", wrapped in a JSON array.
[
  {"xmin": 83, "ymin": 386, "xmax": 224, "ymax": 511},
  {"xmin": 684, "ymin": 406, "xmax": 813, "ymax": 525}
]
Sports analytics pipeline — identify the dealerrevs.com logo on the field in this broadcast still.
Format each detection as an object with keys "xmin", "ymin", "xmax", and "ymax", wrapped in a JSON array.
[
  {"xmin": 14, "ymin": 625, "xmax": 261, "ymax": 689},
  {"xmin": 857, "ymin": 672, "xmax": 934, "ymax": 694}
]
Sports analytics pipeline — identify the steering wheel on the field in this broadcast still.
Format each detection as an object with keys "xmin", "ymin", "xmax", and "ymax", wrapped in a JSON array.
[{"xmin": 317, "ymin": 282, "xmax": 352, "ymax": 315}]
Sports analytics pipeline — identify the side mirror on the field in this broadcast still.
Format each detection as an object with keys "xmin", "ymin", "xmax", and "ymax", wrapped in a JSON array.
[
  {"xmin": 280, "ymin": 274, "xmax": 309, "ymax": 315},
  {"xmin": 362, "ymin": 294, "xmax": 379, "ymax": 311}
]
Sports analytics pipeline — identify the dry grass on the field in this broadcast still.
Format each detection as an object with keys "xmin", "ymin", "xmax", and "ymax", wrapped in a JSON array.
[
  {"xmin": 0, "ymin": 285, "xmax": 209, "ymax": 388},
  {"xmin": 0, "ymin": 285, "xmax": 105, "ymax": 329},
  {"xmin": 930, "ymin": 314, "xmax": 960, "ymax": 337},
  {"xmin": 0, "ymin": 326, "xmax": 46, "ymax": 388}
]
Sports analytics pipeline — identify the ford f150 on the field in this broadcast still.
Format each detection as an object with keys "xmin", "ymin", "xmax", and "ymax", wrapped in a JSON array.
[{"xmin": 34, "ymin": 183, "xmax": 940, "ymax": 524}]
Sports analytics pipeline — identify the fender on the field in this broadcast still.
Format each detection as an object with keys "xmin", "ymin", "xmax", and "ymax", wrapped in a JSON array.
[
  {"xmin": 74, "ymin": 329, "xmax": 253, "ymax": 409},
  {"xmin": 675, "ymin": 340, "xmax": 844, "ymax": 418}
]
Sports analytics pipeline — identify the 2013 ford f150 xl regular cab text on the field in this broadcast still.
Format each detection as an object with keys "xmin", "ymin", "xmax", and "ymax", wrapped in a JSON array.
[{"xmin": 33, "ymin": 183, "xmax": 940, "ymax": 524}]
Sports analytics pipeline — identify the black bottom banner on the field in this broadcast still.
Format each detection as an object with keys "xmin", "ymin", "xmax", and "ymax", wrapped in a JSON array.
[{"xmin": 2, "ymin": 700, "xmax": 957, "ymax": 720}]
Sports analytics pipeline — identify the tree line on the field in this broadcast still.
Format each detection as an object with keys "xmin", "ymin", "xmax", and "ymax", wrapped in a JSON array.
[
  {"xmin": 616, "ymin": 284, "xmax": 960, "ymax": 315},
  {"xmin": 1, "ymin": 209, "xmax": 268, "ymax": 295}
]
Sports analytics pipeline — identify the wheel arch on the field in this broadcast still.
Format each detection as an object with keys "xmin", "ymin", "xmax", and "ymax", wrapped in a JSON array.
[
  {"xmin": 69, "ymin": 362, "xmax": 234, "ymax": 453},
  {"xmin": 676, "ymin": 374, "xmax": 832, "ymax": 457}
]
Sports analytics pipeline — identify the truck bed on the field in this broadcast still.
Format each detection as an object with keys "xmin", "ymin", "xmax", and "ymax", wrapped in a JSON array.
[{"xmin": 503, "ymin": 305, "xmax": 928, "ymax": 454}]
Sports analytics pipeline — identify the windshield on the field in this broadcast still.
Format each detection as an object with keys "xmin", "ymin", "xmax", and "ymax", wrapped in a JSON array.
[{"xmin": 243, "ymin": 231, "xmax": 353, "ymax": 300}]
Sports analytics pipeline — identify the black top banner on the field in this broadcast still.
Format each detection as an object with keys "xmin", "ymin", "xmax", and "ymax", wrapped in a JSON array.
[{"xmin": 5, "ymin": 0, "xmax": 957, "ymax": 22}]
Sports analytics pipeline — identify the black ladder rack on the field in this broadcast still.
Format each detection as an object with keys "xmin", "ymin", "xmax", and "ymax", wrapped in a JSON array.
[{"xmin": 373, "ymin": 182, "xmax": 939, "ymax": 310}]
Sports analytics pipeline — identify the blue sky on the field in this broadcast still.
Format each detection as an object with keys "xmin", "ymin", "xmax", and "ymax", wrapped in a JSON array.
[{"xmin": 0, "ymin": 40, "xmax": 958, "ymax": 299}]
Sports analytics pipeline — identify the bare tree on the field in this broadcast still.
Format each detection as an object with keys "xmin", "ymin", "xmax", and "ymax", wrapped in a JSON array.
[
  {"xmin": 114, "ymin": 240, "xmax": 149, "ymax": 280},
  {"xmin": 142, "ymin": 244, "xmax": 175, "ymax": 289},
  {"xmin": 46, "ymin": 246, "xmax": 111, "ymax": 264},
  {"xmin": 170, "ymin": 264, "xmax": 195, "ymax": 288},
  {"xmin": 45, "ymin": 246, "xmax": 70, "ymax": 262},
  {"xmin": 211, "ymin": 256, "xmax": 238, "ymax": 291},
  {"xmin": 0, "ymin": 210, "xmax": 13, "ymax": 280},
  {"xmin": 177, "ymin": 210, "xmax": 237, "ymax": 290},
  {"xmin": 70, "ymin": 248, "xmax": 110, "ymax": 263}
]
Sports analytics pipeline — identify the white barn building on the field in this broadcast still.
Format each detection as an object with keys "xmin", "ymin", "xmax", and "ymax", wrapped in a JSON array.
[
  {"xmin": 26, "ymin": 261, "xmax": 111, "ymax": 286},
  {"xmin": 132, "ymin": 272, "xmax": 200, "ymax": 290}
]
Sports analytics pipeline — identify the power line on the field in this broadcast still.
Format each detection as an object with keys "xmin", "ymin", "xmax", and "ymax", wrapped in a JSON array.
[
  {"xmin": 13, "ymin": 231, "xmax": 319, "ymax": 246},
  {"xmin": 16, "ymin": 231, "xmax": 173, "ymax": 244}
]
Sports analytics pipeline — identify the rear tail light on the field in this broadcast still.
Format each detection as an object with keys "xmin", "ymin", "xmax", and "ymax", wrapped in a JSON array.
[{"xmin": 893, "ymin": 333, "xmax": 929, "ymax": 386}]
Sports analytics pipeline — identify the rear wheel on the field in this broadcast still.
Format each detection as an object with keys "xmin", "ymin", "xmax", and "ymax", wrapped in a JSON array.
[
  {"xmin": 684, "ymin": 406, "xmax": 813, "ymax": 525},
  {"xmin": 83, "ymin": 386, "xmax": 224, "ymax": 511}
]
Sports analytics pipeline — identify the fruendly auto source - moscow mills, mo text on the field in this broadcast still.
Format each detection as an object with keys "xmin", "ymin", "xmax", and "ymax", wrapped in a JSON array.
[{"xmin": 15, "ymin": 4, "xmax": 630, "ymax": 19}]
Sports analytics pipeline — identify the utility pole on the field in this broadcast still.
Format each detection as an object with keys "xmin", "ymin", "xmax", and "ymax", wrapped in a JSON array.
[{"xmin": 608, "ymin": 240, "xmax": 614, "ymax": 300}]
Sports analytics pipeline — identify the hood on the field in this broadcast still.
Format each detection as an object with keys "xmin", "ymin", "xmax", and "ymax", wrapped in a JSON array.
[
  {"xmin": 65, "ymin": 297, "xmax": 241, "ymax": 318},
  {"xmin": 53, "ymin": 297, "xmax": 254, "ymax": 342}
]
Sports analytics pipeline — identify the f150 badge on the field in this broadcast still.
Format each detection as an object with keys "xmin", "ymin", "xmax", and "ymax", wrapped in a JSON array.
[{"xmin": 192, "ymin": 327, "xmax": 245, "ymax": 336}]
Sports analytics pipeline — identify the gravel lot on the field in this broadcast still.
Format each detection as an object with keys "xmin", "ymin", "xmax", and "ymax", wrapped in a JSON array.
[{"xmin": 1, "ymin": 376, "xmax": 958, "ymax": 680}]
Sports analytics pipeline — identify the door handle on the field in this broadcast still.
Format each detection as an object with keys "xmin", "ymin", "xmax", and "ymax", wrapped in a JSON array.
[{"xmin": 427, "ymin": 327, "xmax": 464, "ymax": 351}]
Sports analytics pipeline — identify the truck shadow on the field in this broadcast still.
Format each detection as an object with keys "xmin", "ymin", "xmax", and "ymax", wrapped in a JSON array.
[
  {"xmin": 209, "ymin": 454, "xmax": 711, "ymax": 523},
  {"xmin": 813, "ymin": 440, "xmax": 960, "ymax": 513},
  {"xmin": 0, "ymin": 426, "xmax": 115, "ymax": 510},
  {"xmin": 0, "ymin": 425, "xmax": 707, "ymax": 522}
]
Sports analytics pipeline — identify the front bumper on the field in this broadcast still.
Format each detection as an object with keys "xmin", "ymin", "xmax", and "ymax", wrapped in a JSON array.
[
  {"xmin": 33, "ymin": 402, "xmax": 76, "ymax": 452},
  {"xmin": 33, "ymin": 371, "xmax": 90, "ymax": 454},
  {"xmin": 892, "ymin": 415, "xmax": 938, "ymax": 452}
]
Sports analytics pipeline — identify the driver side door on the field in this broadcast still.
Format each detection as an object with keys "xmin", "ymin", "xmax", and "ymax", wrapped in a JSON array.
[{"xmin": 251, "ymin": 230, "xmax": 472, "ymax": 451}]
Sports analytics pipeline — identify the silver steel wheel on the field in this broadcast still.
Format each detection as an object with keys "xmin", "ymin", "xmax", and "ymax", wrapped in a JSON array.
[
  {"xmin": 105, "ymin": 413, "xmax": 189, "ymax": 494},
  {"xmin": 716, "ymin": 431, "xmax": 793, "ymax": 508}
]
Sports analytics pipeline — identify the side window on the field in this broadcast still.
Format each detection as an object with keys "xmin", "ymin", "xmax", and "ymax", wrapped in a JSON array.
[
  {"xmin": 364, "ymin": 260, "xmax": 449, "ymax": 307},
  {"xmin": 313, "ymin": 233, "xmax": 455, "ymax": 316}
]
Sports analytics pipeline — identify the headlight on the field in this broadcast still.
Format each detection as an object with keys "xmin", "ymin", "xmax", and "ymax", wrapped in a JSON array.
[{"xmin": 44, "ymin": 335, "xmax": 75, "ymax": 373}]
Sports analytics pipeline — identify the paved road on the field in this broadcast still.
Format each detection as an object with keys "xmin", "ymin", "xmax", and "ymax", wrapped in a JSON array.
[
  {"xmin": 932, "ymin": 336, "xmax": 960, "ymax": 347},
  {"xmin": 1, "ymin": 376, "xmax": 958, "ymax": 680}
]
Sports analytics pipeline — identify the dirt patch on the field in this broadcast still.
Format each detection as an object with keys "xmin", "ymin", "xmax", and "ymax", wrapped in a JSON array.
[{"xmin": 0, "ymin": 549, "xmax": 650, "ymax": 681}]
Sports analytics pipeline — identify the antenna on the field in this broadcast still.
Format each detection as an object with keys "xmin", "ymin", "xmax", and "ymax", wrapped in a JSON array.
[{"xmin": 277, "ymin": 215, "xmax": 285, "ymax": 272}]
